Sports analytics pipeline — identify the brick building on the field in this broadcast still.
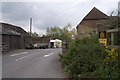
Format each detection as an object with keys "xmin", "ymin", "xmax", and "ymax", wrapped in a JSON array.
[
  {"xmin": 76, "ymin": 7, "xmax": 119, "ymax": 50},
  {"xmin": 76, "ymin": 7, "xmax": 108, "ymax": 37}
]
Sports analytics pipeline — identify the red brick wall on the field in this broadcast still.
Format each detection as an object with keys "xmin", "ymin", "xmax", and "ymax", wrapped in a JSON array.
[
  {"xmin": 80, "ymin": 20, "xmax": 101, "ymax": 29},
  {"xmin": 77, "ymin": 19, "xmax": 102, "ymax": 37}
]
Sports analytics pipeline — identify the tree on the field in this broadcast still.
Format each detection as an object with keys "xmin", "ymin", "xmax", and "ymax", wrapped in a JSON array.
[
  {"xmin": 46, "ymin": 26, "xmax": 62, "ymax": 39},
  {"xmin": 32, "ymin": 32, "xmax": 39, "ymax": 37},
  {"xmin": 46, "ymin": 23, "xmax": 77, "ymax": 42},
  {"xmin": 28, "ymin": 32, "xmax": 39, "ymax": 37},
  {"xmin": 60, "ymin": 24, "xmax": 77, "ymax": 42}
]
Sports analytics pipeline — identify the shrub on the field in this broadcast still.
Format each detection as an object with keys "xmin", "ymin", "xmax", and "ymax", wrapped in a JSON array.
[{"xmin": 59, "ymin": 35, "xmax": 119, "ymax": 79}]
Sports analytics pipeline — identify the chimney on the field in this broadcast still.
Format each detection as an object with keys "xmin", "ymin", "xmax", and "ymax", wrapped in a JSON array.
[{"xmin": 30, "ymin": 18, "xmax": 32, "ymax": 36}]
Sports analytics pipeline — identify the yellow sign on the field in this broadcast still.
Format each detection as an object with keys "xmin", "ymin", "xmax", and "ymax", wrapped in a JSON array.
[
  {"xmin": 57, "ymin": 42, "xmax": 60, "ymax": 44},
  {"xmin": 99, "ymin": 31, "xmax": 106, "ymax": 39},
  {"xmin": 100, "ymin": 32, "xmax": 105, "ymax": 38},
  {"xmin": 99, "ymin": 38, "xmax": 107, "ymax": 46}
]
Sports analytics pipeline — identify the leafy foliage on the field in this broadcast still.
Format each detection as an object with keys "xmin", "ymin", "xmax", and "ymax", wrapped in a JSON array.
[
  {"xmin": 28, "ymin": 31, "xmax": 39, "ymax": 37},
  {"xmin": 46, "ymin": 24, "xmax": 77, "ymax": 42},
  {"xmin": 59, "ymin": 35, "xmax": 119, "ymax": 79}
]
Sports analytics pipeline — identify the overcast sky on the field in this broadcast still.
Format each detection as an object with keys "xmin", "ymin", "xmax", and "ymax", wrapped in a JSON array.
[{"xmin": 1, "ymin": 0, "xmax": 119, "ymax": 36}]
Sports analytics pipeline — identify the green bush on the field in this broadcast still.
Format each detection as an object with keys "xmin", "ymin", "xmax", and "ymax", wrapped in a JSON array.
[{"xmin": 59, "ymin": 35, "xmax": 119, "ymax": 79}]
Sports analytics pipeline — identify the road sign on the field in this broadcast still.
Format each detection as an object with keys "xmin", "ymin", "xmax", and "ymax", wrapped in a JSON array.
[
  {"xmin": 57, "ymin": 42, "xmax": 60, "ymax": 44},
  {"xmin": 99, "ymin": 31, "xmax": 106, "ymax": 38},
  {"xmin": 99, "ymin": 31, "xmax": 107, "ymax": 46},
  {"xmin": 99, "ymin": 38, "xmax": 107, "ymax": 46}
]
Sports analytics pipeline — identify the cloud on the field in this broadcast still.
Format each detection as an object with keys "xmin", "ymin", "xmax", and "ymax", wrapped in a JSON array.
[
  {"xmin": 1, "ymin": 1, "xmax": 118, "ymax": 36},
  {"xmin": 2, "ymin": 0, "xmax": 119, "ymax": 2}
]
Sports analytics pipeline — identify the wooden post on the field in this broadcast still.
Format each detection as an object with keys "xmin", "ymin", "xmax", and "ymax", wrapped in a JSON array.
[{"xmin": 111, "ymin": 32, "xmax": 114, "ymax": 45}]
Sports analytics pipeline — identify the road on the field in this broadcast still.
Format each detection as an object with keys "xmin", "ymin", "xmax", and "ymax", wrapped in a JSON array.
[{"xmin": 2, "ymin": 48, "xmax": 67, "ymax": 78}]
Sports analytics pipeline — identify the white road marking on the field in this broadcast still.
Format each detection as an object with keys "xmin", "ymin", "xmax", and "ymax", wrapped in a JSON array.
[
  {"xmin": 44, "ymin": 53, "xmax": 54, "ymax": 57},
  {"xmin": 16, "ymin": 55, "xmax": 29, "ymax": 61},
  {"xmin": 10, "ymin": 52, "xmax": 28, "ymax": 57},
  {"xmin": 15, "ymin": 53, "xmax": 39, "ymax": 61}
]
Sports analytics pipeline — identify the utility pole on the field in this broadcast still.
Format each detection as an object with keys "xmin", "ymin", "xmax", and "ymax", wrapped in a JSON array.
[{"xmin": 30, "ymin": 18, "xmax": 32, "ymax": 36}]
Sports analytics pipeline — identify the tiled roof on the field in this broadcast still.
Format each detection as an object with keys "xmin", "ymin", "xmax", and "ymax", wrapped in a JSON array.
[
  {"xmin": 76, "ymin": 7, "xmax": 108, "ymax": 29},
  {"xmin": 83, "ymin": 7, "xmax": 108, "ymax": 20},
  {"xmin": 0, "ymin": 22, "xmax": 31, "ymax": 37}
]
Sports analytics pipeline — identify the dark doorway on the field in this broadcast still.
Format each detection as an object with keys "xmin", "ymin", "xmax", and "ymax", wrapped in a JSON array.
[{"xmin": 50, "ymin": 42, "xmax": 54, "ymax": 48}]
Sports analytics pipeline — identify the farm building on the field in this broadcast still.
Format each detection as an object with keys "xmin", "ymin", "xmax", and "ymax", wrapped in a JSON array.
[
  {"xmin": 98, "ymin": 16, "xmax": 120, "ymax": 50},
  {"xmin": 76, "ymin": 7, "xmax": 119, "ymax": 50},
  {"xmin": 0, "ymin": 22, "xmax": 32, "ymax": 52},
  {"xmin": 106, "ymin": 28, "xmax": 120, "ymax": 49},
  {"xmin": 76, "ymin": 7, "xmax": 108, "ymax": 37},
  {"xmin": 32, "ymin": 36, "xmax": 51, "ymax": 47}
]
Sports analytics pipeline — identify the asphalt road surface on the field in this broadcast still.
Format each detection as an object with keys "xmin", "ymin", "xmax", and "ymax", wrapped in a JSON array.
[{"xmin": 2, "ymin": 48, "xmax": 67, "ymax": 78}]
